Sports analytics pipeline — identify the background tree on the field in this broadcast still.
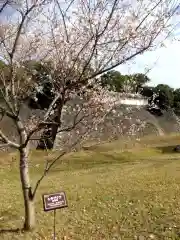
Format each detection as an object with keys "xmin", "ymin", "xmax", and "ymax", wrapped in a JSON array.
[
  {"xmin": 24, "ymin": 60, "xmax": 55, "ymax": 110},
  {"xmin": 140, "ymin": 86, "xmax": 156, "ymax": 105},
  {"xmin": 100, "ymin": 70, "xmax": 126, "ymax": 91},
  {"xmin": 0, "ymin": 0, "xmax": 178, "ymax": 232},
  {"xmin": 141, "ymin": 84, "xmax": 174, "ymax": 111},
  {"xmin": 173, "ymin": 88, "xmax": 180, "ymax": 115},
  {"xmin": 154, "ymin": 84, "xmax": 174, "ymax": 110},
  {"xmin": 100, "ymin": 71, "xmax": 151, "ymax": 93},
  {"xmin": 131, "ymin": 73, "xmax": 151, "ymax": 93}
]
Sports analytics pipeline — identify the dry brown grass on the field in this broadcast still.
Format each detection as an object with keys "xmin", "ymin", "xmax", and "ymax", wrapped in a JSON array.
[{"xmin": 1, "ymin": 135, "xmax": 180, "ymax": 239}]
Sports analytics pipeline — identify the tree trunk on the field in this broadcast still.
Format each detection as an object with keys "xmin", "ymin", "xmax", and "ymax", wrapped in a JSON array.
[
  {"xmin": 36, "ymin": 126, "xmax": 54, "ymax": 149},
  {"xmin": 37, "ymin": 100, "xmax": 62, "ymax": 150},
  {"xmin": 36, "ymin": 116, "xmax": 60, "ymax": 150},
  {"xmin": 19, "ymin": 147, "xmax": 35, "ymax": 231}
]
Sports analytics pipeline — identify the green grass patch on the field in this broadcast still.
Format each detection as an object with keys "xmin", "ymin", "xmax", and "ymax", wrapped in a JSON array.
[{"xmin": 1, "ymin": 135, "xmax": 180, "ymax": 239}]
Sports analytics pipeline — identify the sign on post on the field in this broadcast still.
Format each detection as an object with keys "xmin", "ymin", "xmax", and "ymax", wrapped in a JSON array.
[
  {"xmin": 42, "ymin": 191, "xmax": 68, "ymax": 212},
  {"xmin": 43, "ymin": 191, "xmax": 68, "ymax": 240}
]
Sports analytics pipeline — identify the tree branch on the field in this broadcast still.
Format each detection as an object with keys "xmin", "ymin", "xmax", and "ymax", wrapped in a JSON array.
[
  {"xmin": 0, "ymin": 0, "xmax": 9, "ymax": 14},
  {"xmin": 43, "ymin": 93, "xmax": 61, "ymax": 121},
  {"xmin": 31, "ymin": 151, "xmax": 66, "ymax": 199},
  {"xmin": 31, "ymin": 130, "xmax": 88, "ymax": 199},
  {"xmin": 55, "ymin": 0, "xmax": 69, "ymax": 42},
  {"xmin": 0, "ymin": 129, "xmax": 19, "ymax": 148},
  {"xmin": 10, "ymin": 4, "xmax": 36, "ymax": 61},
  {"xmin": 0, "ymin": 105, "xmax": 17, "ymax": 120}
]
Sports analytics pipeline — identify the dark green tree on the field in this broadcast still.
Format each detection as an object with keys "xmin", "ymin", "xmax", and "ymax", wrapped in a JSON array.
[
  {"xmin": 140, "ymin": 86, "xmax": 156, "ymax": 105},
  {"xmin": 154, "ymin": 84, "xmax": 174, "ymax": 110},
  {"xmin": 173, "ymin": 88, "xmax": 180, "ymax": 115},
  {"xmin": 100, "ymin": 71, "xmax": 150, "ymax": 93},
  {"xmin": 100, "ymin": 70, "xmax": 126, "ymax": 92},
  {"xmin": 23, "ymin": 60, "xmax": 55, "ymax": 109},
  {"xmin": 131, "ymin": 73, "xmax": 150, "ymax": 93}
]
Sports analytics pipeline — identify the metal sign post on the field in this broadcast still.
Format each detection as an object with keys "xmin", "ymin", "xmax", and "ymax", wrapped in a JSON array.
[
  {"xmin": 53, "ymin": 210, "xmax": 56, "ymax": 240},
  {"xmin": 42, "ymin": 191, "xmax": 68, "ymax": 240}
]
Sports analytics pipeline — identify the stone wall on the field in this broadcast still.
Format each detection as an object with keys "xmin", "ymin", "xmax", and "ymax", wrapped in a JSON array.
[
  {"xmin": 54, "ymin": 103, "xmax": 180, "ymax": 150},
  {"xmin": 117, "ymin": 98, "xmax": 148, "ymax": 106},
  {"xmin": 0, "ymin": 96, "xmax": 179, "ymax": 151}
]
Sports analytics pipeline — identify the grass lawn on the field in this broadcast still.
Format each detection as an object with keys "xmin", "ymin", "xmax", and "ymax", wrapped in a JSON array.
[{"xmin": 1, "ymin": 135, "xmax": 180, "ymax": 239}]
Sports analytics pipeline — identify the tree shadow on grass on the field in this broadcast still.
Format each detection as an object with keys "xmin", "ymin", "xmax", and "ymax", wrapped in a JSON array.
[
  {"xmin": 51, "ymin": 152, "xmax": 132, "ymax": 173},
  {"xmin": 0, "ymin": 228, "xmax": 22, "ymax": 234},
  {"xmin": 156, "ymin": 145, "xmax": 180, "ymax": 154},
  {"xmin": 0, "ymin": 210, "xmax": 23, "ymax": 235}
]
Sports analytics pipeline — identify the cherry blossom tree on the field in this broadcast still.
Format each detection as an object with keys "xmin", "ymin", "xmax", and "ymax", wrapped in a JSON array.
[{"xmin": 0, "ymin": 0, "xmax": 179, "ymax": 231}]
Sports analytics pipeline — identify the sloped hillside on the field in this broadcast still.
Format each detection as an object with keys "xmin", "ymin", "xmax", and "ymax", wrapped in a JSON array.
[
  {"xmin": 54, "ymin": 105, "xmax": 180, "ymax": 149},
  {"xmin": 0, "ymin": 103, "xmax": 179, "ymax": 151}
]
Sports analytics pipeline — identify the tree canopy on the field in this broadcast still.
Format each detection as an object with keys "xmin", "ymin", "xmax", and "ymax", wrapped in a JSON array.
[
  {"xmin": 100, "ymin": 70, "xmax": 180, "ymax": 115},
  {"xmin": 100, "ymin": 71, "xmax": 150, "ymax": 93},
  {"xmin": 154, "ymin": 84, "xmax": 174, "ymax": 110}
]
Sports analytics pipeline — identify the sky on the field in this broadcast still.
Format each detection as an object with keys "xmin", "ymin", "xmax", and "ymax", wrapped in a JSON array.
[
  {"xmin": 117, "ymin": 39, "xmax": 180, "ymax": 90},
  {"xmin": 117, "ymin": 4, "xmax": 180, "ymax": 90}
]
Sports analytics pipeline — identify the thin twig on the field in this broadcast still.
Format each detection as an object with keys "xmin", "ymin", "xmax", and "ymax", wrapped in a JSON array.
[{"xmin": 55, "ymin": 0, "xmax": 69, "ymax": 42}]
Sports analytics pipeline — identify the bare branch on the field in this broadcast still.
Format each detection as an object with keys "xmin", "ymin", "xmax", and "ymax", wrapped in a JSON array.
[
  {"xmin": 31, "ymin": 151, "xmax": 66, "ymax": 199},
  {"xmin": 10, "ymin": 5, "xmax": 37, "ymax": 61},
  {"xmin": 0, "ymin": 129, "xmax": 19, "ymax": 148},
  {"xmin": 91, "ymin": 42, "xmax": 153, "ymax": 80},
  {"xmin": 0, "ymin": 105, "xmax": 17, "ymax": 119},
  {"xmin": 23, "ymin": 121, "xmax": 60, "ymax": 147},
  {"xmin": 0, "ymin": 0, "xmax": 9, "ymax": 14},
  {"xmin": 44, "ymin": 94, "xmax": 61, "ymax": 120},
  {"xmin": 32, "ymin": 128, "xmax": 90, "ymax": 198},
  {"xmin": 55, "ymin": 0, "xmax": 69, "ymax": 42}
]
